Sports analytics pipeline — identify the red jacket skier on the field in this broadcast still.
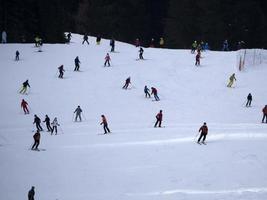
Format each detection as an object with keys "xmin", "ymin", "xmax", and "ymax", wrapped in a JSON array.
[
  {"xmin": 195, "ymin": 52, "xmax": 201, "ymax": 66},
  {"xmin": 21, "ymin": 99, "xmax": 29, "ymax": 114},
  {"xmin": 151, "ymin": 87, "xmax": 160, "ymax": 101},
  {"xmin": 154, "ymin": 110, "xmax": 163, "ymax": 127},
  {"xmin": 100, "ymin": 115, "xmax": 111, "ymax": 134},
  {"xmin": 197, "ymin": 122, "xmax": 208, "ymax": 144},
  {"xmin": 104, "ymin": 53, "xmax": 111, "ymax": 67}
]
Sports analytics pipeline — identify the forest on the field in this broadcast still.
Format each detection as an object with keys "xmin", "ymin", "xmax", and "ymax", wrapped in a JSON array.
[{"xmin": 1, "ymin": 0, "xmax": 267, "ymax": 49}]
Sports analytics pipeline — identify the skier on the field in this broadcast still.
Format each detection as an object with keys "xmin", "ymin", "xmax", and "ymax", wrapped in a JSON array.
[
  {"xmin": 262, "ymin": 105, "xmax": 267, "ymax": 123},
  {"xmin": 151, "ymin": 87, "xmax": 160, "ymax": 101},
  {"xmin": 58, "ymin": 65, "xmax": 65, "ymax": 78},
  {"xmin": 82, "ymin": 33, "xmax": 89, "ymax": 44},
  {"xmin": 51, "ymin": 117, "xmax": 60, "ymax": 135},
  {"xmin": 110, "ymin": 38, "xmax": 115, "ymax": 52},
  {"xmin": 159, "ymin": 37, "xmax": 164, "ymax": 48},
  {"xmin": 227, "ymin": 73, "xmax": 236, "ymax": 88},
  {"xmin": 100, "ymin": 115, "xmax": 111, "ymax": 134},
  {"xmin": 19, "ymin": 80, "xmax": 30, "ymax": 94},
  {"xmin": 74, "ymin": 106, "xmax": 83, "ymax": 122},
  {"xmin": 15, "ymin": 50, "xmax": 20, "ymax": 61},
  {"xmin": 197, "ymin": 122, "xmax": 208, "ymax": 144},
  {"xmin": 246, "ymin": 93, "xmax": 252, "ymax": 107},
  {"xmin": 144, "ymin": 85, "xmax": 150, "ymax": 98},
  {"xmin": 104, "ymin": 53, "xmax": 111, "ymax": 67},
  {"xmin": 21, "ymin": 99, "xmax": 29, "ymax": 114},
  {"xmin": 191, "ymin": 41, "xmax": 197, "ymax": 53},
  {"xmin": 195, "ymin": 52, "xmax": 201, "ymax": 66},
  {"xmin": 96, "ymin": 35, "xmax": 101, "ymax": 45},
  {"xmin": 67, "ymin": 32, "xmax": 72, "ymax": 43},
  {"xmin": 150, "ymin": 38, "xmax": 155, "ymax": 47},
  {"xmin": 31, "ymin": 130, "xmax": 41, "ymax": 150},
  {"xmin": 222, "ymin": 40, "xmax": 229, "ymax": 51},
  {"xmin": 2, "ymin": 30, "xmax": 7, "ymax": 43},
  {"xmin": 154, "ymin": 110, "xmax": 163, "ymax": 128},
  {"xmin": 34, "ymin": 36, "xmax": 41, "ymax": 47},
  {"xmin": 200, "ymin": 41, "xmax": 205, "ymax": 51},
  {"xmin": 43, "ymin": 115, "xmax": 52, "ymax": 132},
  {"xmin": 204, "ymin": 42, "xmax": 209, "ymax": 51},
  {"xmin": 33, "ymin": 114, "xmax": 43, "ymax": 131},
  {"xmin": 122, "ymin": 77, "xmax": 131, "ymax": 89},
  {"xmin": 74, "ymin": 56, "xmax": 81, "ymax": 71},
  {"xmin": 135, "ymin": 38, "xmax": 140, "ymax": 47},
  {"xmin": 139, "ymin": 47, "xmax": 144, "ymax": 60},
  {"xmin": 28, "ymin": 186, "xmax": 35, "ymax": 200}
]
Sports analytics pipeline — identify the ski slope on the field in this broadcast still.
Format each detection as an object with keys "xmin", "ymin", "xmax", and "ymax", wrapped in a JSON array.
[{"xmin": 0, "ymin": 34, "xmax": 267, "ymax": 200}]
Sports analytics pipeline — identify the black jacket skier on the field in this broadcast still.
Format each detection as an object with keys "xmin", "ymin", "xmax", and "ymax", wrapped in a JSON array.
[
  {"xmin": 33, "ymin": 114, "xmax": 43, "ymax": 131},
  {"xmin": 74, "ymin": 56, "xmax": 81, "ymax": 71},
  {"xmin": 58, "ymin": 65, "xmax": 65, "ymax": 78},
  {"xmin": 144, "ymin": 85, "xmax": 150, "ymax": 98},
  {"xmin": 28, "ymin": 186, "xmax": 35, "ymax": 200},
  {"xmin": 246, "ymin": 93, "xmax": 252, "ymax": 107},
  {"xmin": 15, "ymin": 50, "xmax": 20, "ymax": 60},
  {"xmin": 43, "ymin": 115, "xmax": 52, "ymax": 132},
  {"xmin": 19, "ymin": 80, "xmax": 30, "ymax": 94},
  {"xmin": 110, "ymin": 38, "xmax": 115, "ymax": 52},
  {"xmin": 82, "ymin": 34, "xmax": 89, "ymax": 44},
  {"xmin": 139, "ymin": 47, "xmax": 144, "ymax": 59}
]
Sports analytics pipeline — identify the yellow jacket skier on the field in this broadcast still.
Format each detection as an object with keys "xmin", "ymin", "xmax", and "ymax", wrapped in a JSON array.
[{"xmin": 227, "ymin": 73, "xmax": 236, "ymax": 87}]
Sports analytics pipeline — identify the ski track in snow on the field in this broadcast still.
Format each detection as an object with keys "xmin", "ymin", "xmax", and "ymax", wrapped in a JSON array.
[{"xmin": 125, "ymin": 187, "xmax": 267, "ymax": 196}]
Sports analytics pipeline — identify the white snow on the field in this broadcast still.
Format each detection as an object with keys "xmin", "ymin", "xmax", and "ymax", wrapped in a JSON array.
[{"xmin": 0, "ymin": 34, "xmax": 267, "ymax": 200}]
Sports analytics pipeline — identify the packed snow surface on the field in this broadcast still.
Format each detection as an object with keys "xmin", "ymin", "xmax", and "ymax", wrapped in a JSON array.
[{"xmin": 0, "ymin": 34, "xmax": 267, "ymax": 200}]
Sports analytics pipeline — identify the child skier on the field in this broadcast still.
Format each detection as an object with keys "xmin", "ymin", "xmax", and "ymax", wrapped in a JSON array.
[
  {"xmin": 21, "ymin": 99, "xmax": 29, "ymax": 114},
  {"xmin": 74, "ymin": 106, "xmax": 83, "ymax": 122},
  {"xmin": 197, "ymin": 122, "xmax": 208, "ymax": 144},
  {"xmin": 144, "ymin": 85, "xmax": 150, "ymax": 98},
  {"xmin": 33, "ymin": 114, "xmax": 43, "ymax": 131},
  {"xmin": 104, "ymin": 53, "xmax": 111, "ymax": 67},
  {"xmin": 139, "ymin": 47, "xmax": 144, "ymax": 60},
  {"xmin": 43, "ymin": 115, "xmax": 52, "ymax": 132},
  {"xmin": 74, "ymin": 56, "xmax": 81, "ymax": 71},
  {"xmin": 222, "ymin": 40, "xmax": 229, "ymax": 51},
  {"xmin": 100, "ymin": 115, "xmax": 111, "ymax": 134},
  {"xmin": 58, "ymin": 65, "xmax": 65, "ymax": 78},
  {"xmin": 31, "ymin": 130, "xmax": 41, "ymax": 150},
  {"xmin": 51, "ymin": 117, "xmax": 60, "ymax": 135},
  {"xmin": 122, "ymin": 77, "xmax": 131, "ymax": 89},
  {"xmin": 227, "ymin": 73, "xmax": 236, "ymax": 87},
  {"xmin": 154, "ymin": 110, "xmax": 163, "ymax": 128},
  {"xmin": 15, "ymin": 50, "xmax": 20, "ymax": 61},
  {"xmin": 151, "ymin": 87, "xmax": 160, "ymax": 101},
  {"xmin": 195, "ymin": 52, "xmax": 201, "ymax": 66},
  {"xmin": 19, "ymin": 80, "xmax": 30, "ymax": 94},
  {"xmin": 246, "ymin": 93, "xmax": 252, "ymax": 107}
]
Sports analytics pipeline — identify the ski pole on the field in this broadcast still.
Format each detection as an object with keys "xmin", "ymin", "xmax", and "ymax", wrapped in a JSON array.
[
  {"xmin": 72, "ymin": 113, "xmax": 75, "ymax": 122},
  {"xmin": 82, "ymin": 113, "xmax": 87, "ymax": 121},
  {"xmin": 194, "ymin": 132, "xmax": 200, "ymax": 142},
  {"xmin": 59, "ymin": 126, "xmax": 64, "ymax": 134}
]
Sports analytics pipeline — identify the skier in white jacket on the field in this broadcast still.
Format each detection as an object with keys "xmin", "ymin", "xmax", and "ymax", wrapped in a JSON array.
[{"xmin": 51, "ymin": 117, "xmax": 60, "ymax": 135}]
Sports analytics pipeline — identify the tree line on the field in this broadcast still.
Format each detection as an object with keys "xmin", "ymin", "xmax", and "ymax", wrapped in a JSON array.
[{"xmin": 1, "ymin": 0, "xmax": 266, "ymax": 49}]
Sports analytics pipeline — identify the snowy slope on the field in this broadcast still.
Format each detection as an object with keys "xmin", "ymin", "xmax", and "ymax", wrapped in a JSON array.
[{"xmin": 0, "ymin": 34, "xmax": 267, "ymax": 200}]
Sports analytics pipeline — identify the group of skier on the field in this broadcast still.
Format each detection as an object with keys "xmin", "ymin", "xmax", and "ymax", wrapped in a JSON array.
[{"xmin": 14, "ymin": 34, "xmax": 266, "ymax": 151}]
